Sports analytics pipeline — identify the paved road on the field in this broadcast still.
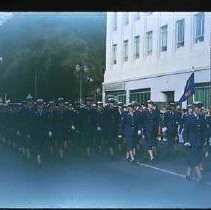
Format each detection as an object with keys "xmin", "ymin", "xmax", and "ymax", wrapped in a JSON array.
[{"xmin": 0, "ymin": 142, "xmax": 211, "ymax": 208}]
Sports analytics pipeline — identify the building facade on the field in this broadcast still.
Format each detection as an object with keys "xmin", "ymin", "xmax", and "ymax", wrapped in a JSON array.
[{"xmin": 103, "ymin": 12, "xmax": 211, "ymax": 107}]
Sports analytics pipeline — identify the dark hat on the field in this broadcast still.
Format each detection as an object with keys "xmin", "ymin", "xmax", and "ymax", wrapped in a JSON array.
[
  {"xmin": 37, "ymin": 99, "xmax": 44, "ymax": 104},
  {"xmin": 26, "ymin": 94, "xmax": 33, "ymax": 101},
  {"xmin": 58, "ymin": 97, "xmax": 64, "ymax": 102},
  {"xmin": 192, "ymin": 101, "xmax": 203, "ymax": 108},
  {"xmin": 147, "ymin": 100, "xmax": 154, "ymax": 105}
]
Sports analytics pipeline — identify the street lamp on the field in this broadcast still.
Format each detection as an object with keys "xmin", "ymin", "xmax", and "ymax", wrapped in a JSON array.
[{"xmin": 75, "ymin": 64, "xmax": 91, "ymax": 104}]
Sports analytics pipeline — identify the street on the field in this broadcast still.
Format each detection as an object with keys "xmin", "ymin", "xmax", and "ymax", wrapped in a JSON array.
[{"xmin": 0, "ymin": 142, "xmax": 211, "ymax": 208}]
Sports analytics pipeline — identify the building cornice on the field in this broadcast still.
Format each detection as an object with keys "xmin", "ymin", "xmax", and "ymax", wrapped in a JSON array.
[{"xmin": 103, "ymin": 65, "xmax": 210, "ymax": 86}]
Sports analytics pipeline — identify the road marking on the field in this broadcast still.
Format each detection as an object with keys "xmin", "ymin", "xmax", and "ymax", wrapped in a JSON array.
[
  {"xmin": 136, "ymin": 161, "xmax": 186, "ymax": 178},
  {"xmin": 116, "ymin": 157, "xmax": 211, "ymax": 186}
]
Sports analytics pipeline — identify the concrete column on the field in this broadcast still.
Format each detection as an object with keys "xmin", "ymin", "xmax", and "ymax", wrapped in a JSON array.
[
  {"xmin": 102, "ymin": 84, "xmax": 106, "ymax": 105},
  {"xmin": 126, "ymin": 89, "xmax": 130, "ymax": 105}
]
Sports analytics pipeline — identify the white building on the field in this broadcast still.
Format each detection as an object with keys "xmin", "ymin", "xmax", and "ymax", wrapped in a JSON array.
[{"xmin": 103, "ymin": 12, "xmax": 211, "ymax": 107}]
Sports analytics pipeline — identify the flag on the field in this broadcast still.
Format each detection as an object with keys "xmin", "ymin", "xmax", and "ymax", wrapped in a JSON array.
[{"xmin": 178, "ymin": 73, "xmax": 195, "ymax": 104}]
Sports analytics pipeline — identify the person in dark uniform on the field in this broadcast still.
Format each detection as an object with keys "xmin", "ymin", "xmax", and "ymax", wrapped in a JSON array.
[
  {"xmin": 205, "ymin": 107, "xmax": 211, "ymax": 157},
  {"xmin": 163, "ymin": 103, "xmax": 180, "ymax": 158},
  {"xmin": 133, "ymin": 101, "xmax": 143, "ymax": 160},
  {"xmin": 33, "ymin": 99, "xmax": 48, "ymax": 164},
  {"xmin": 102, "ymin": 98, "xmax": 119, "ymax": 158},
  {"xmin": 54, "ymin": 97, "xmax": 67, "ymax": 160},
  {"xmin": 94, "ymin": 101, "xmax": 104, "ymax": 154},
  {"xmin": 80, "ymin": 97, "xmax": 95, "ymax": 158},
  {"xmin": 183, "ymin": 101, "xmax": 206, "ymax": 182},
  {"xmin": 46, "ymin": 100, "xmax": 56, "ymax": 157},
  {"xmin": 122, "ymin": 103, "xmax": 137, "ymax": 163},
  {"xmin": 21, "ymin": 94, "xmax": 36, "ymax": 160},
  {"xmin": 142, "ymin": 100, "xmax": 159, "ymax": 163},
  {"xmin": 116, "ymin": 101, "xmax": 125, "ymax": 155},
  {"xmin": 71, "ymin": 101, "xmax": 82, "ymax": 152},
  {"xmin": 152, "ymin": 103, "xmax": 161, "ymax": 160}
]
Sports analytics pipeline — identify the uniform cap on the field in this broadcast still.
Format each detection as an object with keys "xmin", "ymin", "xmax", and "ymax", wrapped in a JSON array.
[
  {"xmin": 86, "ymin": 97, "xmax": 93, "ymax": 102},
  {"xmin": 64, "ymin": 101, "xmax": 69, "ymax": 105},
  {"xmin": 26, "ymin": 94, "xmax": 33, "ymax": 101},
  {"xmin": 108, "ymin": 98, "xmax": 115, "ymax": 103},
  {"xmin": 97, "ymin": 101, "xmax": 103, "ymax": 105},
  {"xmin": 128, "ymin": 103, "xmax": 133, "ymax": 108},
  {"xmin": 118, "ymin": 102, "xmax": 123, "ymax": 106},
  {"xmin": 169, "ymin": 102, "xmax": 176, "ymax": 107},
  {"xmin": 132, "ymin": 101, "xmax": 140, "ymax": 107},
  {"xmin": 37, "ymin": 99, "xmax": 44, "ymax": 104},
  {"xmin": 147, "ymin": 100, "xmax": 154, "ymax": 105},
  {"xmin": 58, "ymin": 97, "xmax": 64, "ymax": 102},
  {"xmin": 192, "ymin": 101, "xmax": 203, "ymax": 108},
  {"xmin": 187, "ymin": 104, "xmax": 192, "ymax": 108}
]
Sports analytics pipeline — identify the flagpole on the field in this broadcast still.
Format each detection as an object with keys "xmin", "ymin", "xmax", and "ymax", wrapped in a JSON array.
[
  {"xmin": 191, "ymin": 66, "xmax": 195, "ymax": 102},
  {"xmin": 209, "ymin": 15, "xmax": 211, "ymax": 107}
]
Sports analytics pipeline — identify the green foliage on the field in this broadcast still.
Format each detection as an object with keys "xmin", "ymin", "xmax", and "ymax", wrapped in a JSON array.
[{"xmin": 0, "ymin": 12, "xmax": 106, "ymax": 101}]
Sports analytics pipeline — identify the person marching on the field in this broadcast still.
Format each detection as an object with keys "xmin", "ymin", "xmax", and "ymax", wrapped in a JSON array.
[
  {"xmin": 162, "ymin": 103, "xmax": 180, "ymax": 159},
  {"xmin": 80, "ymin": 97, "xmax": 95, "ymax": 158},
  {"xmin": 142, "ymin": 100, "xmax": 159, "ymax": 163},
  {"xmin": 46, "ymin": 100, "xmax": 56, "ymax": 158},
  {"xmin": 183, "ymin": 101, "xmax": 206, "ymax": 182},
  {"xmin": 133, "ymin": 101, "xmax": 143, "ymax": 160},
  {"xmin": 102, "ymin": 98, "xmax": 119, "ymax": 159},
  {"xmin": 22, "ymin": 94, "xmax": 36, "ymax": 160},
  {"xmin": 122, "ymin": 103, "xmax": 137, "ymax": 164},
  {"xmin": 94, "ymin": 101, "xmax": 104, "ymax": 154},
  {"xmin": 54, "ymin": 97, "xmax": 68, "ymax": 160},
  {"xmin": 205, "ymin": 107, "xmax": 211, "ymax": 158},
  {"xmin": 33, "ymin": 99, "xmax": 48, "ymax": 165}
]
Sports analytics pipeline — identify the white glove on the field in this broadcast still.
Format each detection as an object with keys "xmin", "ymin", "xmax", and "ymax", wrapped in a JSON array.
[
  {"xmin": 97, "ymin": 126, "xmax": 102, "ymax": 131},
  {"xmin": 184, "ymin": 142, "xmax": 191, "ymax": 147},
  {"xmin": 137, "ymin": 130, "xmax": 142, "ymax": 136},
  {"xmin": 162, "ymin": 127, "xmax": 167, "ymax": 132},
  {"xmin": 48, "ymin": 131, "xmax": 52, "ymax": 137},
  {"xmin": 118, "ymin": 135, "xmax": 122, "ymax": 139},
  {"xmin": 16, "ymin": 130, "xmax": 20, "ymax": 135},
  {"xmin": 71, "ymin": 125, "xmax": 75, "ymax": 130}
]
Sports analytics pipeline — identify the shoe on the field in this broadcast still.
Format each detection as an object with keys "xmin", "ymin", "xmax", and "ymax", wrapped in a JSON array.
[
  {"xmin": 132, "ymin": 159, "xmax": 138, "ymax": 165},
  {"xmin": 151, "ymin": 158, "xmax": 156, "ymax": 164},
  {"xmin": 186, "ymin": 175, "xmax": 194, "ymax": 182},
  {"xmin": 196, "ymin": 177, "xmax": 206, "ymax": 184}
]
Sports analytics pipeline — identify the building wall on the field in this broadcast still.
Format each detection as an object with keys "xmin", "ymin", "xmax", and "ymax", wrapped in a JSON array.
[{"xmin": 103, "ymin": 12, "xmax": 211, "ymax": 105}]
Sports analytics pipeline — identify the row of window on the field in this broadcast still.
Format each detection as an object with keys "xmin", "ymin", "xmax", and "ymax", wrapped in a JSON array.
[
  {"xmin": 112, "ymin": 12, "xmax": 205, "ymax": 64},
  {"xmin": 105, "ymin": 85, "xmax": 210, "ymax": 107},
  {"xmin": 113, "ymin": 12, "xmax": 152, "ymax": 30}
]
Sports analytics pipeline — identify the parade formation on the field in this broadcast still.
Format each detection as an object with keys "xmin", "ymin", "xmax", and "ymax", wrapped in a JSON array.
[{"xmin": 0, "ymin": 94, "xmax": 211, "ymax": 183}]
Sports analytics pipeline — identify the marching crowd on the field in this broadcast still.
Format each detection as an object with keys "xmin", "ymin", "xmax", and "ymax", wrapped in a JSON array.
[{"xmin": 0, "ymin": 94, "xmax": 211, "ymax": 182}]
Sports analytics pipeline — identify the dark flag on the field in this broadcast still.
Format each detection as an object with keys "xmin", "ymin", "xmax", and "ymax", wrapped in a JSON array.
[{"xmin": 178, "ymin": 72, "xmax": 195, "ymax": 105}]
